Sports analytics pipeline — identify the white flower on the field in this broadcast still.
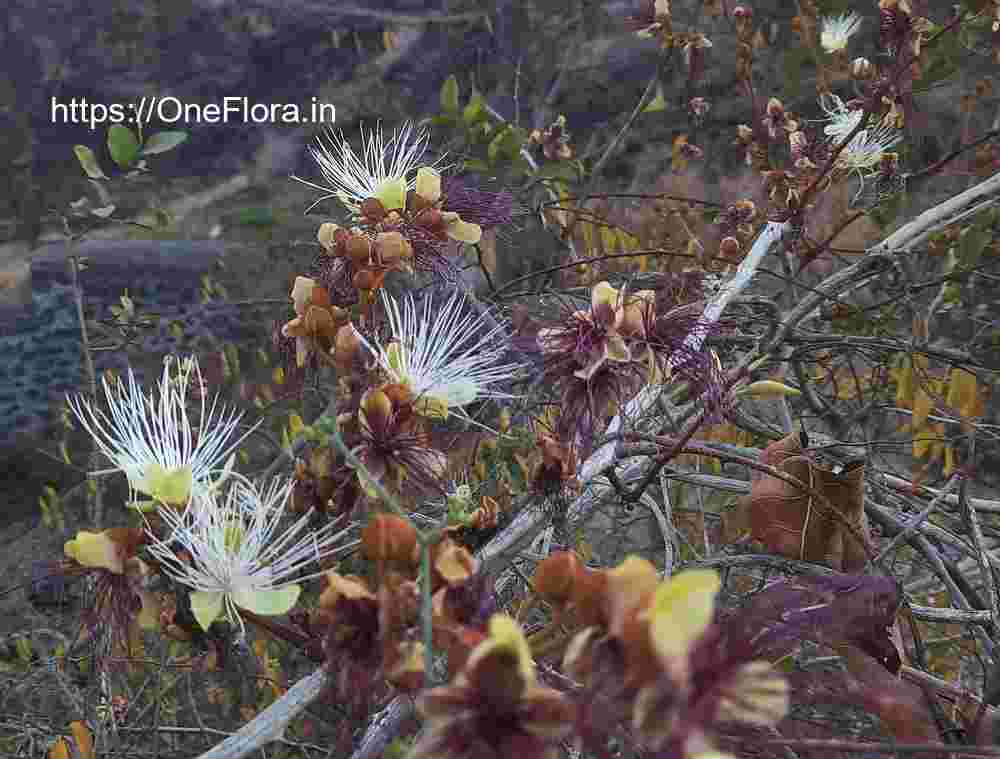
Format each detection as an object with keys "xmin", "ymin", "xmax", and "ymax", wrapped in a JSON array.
[
  {"xmin": 819, "ymin": 94, "xmax": 901, "ymax": 199},
  {"xmin": 293, "ymin": 121, "xmax": 448, "ymax": 215},
  {"xmin": 820, "ymin": 13, "xmax": 862, "ymax": 53},
  {"xmin": 143, "ymin": 477, "xmax": 353, "ymax": 637},
  {"xmin": 354, "ymin": 290, "xmax": 523, "ymax": 427},
  {"xmin": 67, "ymin": 355, "xmax": 256, "ymax": 507}
]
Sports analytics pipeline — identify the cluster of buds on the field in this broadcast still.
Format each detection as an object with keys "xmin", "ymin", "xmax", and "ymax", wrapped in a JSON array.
[
  {"xmin": 297, "ymin": 122, "xmax": 513, "ymax": 289},
  {"xmin": 318, "ymin": 223, "xmax": 415, "ymax": 295},
  {"xmin": 529, "ymin": 115, "xmax": 574, "ymax": 161},
  {"xmin": 307, "ymin": 531, "xmax": 491, "ymax": 718},
  {"xmin": 533, "ymin": 554, "xmax": 788, "ymax": 758},
  {"xmin": 281, "ymin": 276, "xmax": 352, "ymax": 368},
  {"xmin": 442, "ymin": 483, "xmax": 501, "ymax": 533}
]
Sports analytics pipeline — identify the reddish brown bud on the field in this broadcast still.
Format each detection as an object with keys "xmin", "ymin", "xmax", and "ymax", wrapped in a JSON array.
[
  {"xmin": 360, "ymin": 197, "xmax": 387, "ymax": 222},
  {"xmin": 362, "ymin": 513, "xmax": 419, "ymax": 565},
  {"xmin": 374, "ymin": 231, "xmax": 413, "ymax": 266},
  {"xmin": 345, "ymin": 234, "xmax": 372, "ymax": 266},
  {"xmin": 851, "ymin": 57, "xmax": 874, "ymax": 81},
  {"xmin": 533, "ymin": 551, "xmax": 584, "ymax": 605},
  {"xmin": 720, "ymin": 236, "xmax": 742, "ymax": 259},
  {"xmin": 352, "ymin": 268, "xmax": 379, "ymax": 291},
  {"xmin": 407, "ymin": 189, "xmax": 432, "ymax": 215}
]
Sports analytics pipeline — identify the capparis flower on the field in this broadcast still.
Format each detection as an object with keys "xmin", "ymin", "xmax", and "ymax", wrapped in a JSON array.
[
  {"xmin": 410, "ymin": 614, "xmax": 575, "ymax": 759},
  {"xmin": 143, "ymin": 477, "xmax": 352, "ymax": 638},
  {"xmin": 67, "ymin": 355, "xmax": 255, "ymax": 507},
  {"xmin": 820, "ymin": 13, "xmax": 862, "ymax": 53},
  {"xmin": 356, "ymin": 290, "xmax": 524, "ymax": 426},
  {"xmin": 295, "ymin": 121, "xmax": 446, "ymax": 215},
  {"xmin": 820, "ymin": 94, "xmax": 901, "ymax": 199}
]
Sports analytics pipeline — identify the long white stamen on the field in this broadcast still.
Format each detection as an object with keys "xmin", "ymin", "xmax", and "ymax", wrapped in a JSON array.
[
  {"xmin": 354, "ymin": 290, "xmax": 524, "ymax": 427},
  {"xmin": 67, "ymin": 356, "xmax": 257, "ymax": 502},
  {"xmin": 293, "ymin": 121, "xmax": 449, "ymax": 214},
  {"xmin": 144, "ymin": 477, "xmax": 354, "ymax": 634}
]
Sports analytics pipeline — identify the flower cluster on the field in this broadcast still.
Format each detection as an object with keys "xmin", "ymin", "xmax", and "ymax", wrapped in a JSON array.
[
  {"xmin": 297, "ymin": 122, "xmax": 514, "ymax": 286},
  {"xmin": 535, "ymin": 554, "xmax": 789, "ymax": 759},
  {"xmin": 533, "ymin": 280, "xmax": 726, "ymax": 458}
]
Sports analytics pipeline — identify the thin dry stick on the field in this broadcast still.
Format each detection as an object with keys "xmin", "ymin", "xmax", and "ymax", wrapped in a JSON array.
[
  {"xmin": 67, "ymin": 249, "xmax": 106, "ymax": 529},
  {"xmin": 961, "ymin": 433, "xmax": 1000, "ymax": 634},
  {"xmin": 871, "ymin": 474, "xmax": 961, "ymax": 566}
]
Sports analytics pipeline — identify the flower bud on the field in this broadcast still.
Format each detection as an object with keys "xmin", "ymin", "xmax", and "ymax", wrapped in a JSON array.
[
  {"xmin": 345, "ymin": 234, "xmax": 372, "ymax": 266},
  {"xmin": 333, "ymin": 323, "xmax": 361, "ymax": 370},
  {"xmin": 375, "ymin": 231, "xmax": 412, "ymax": 266},
  {"xmin": 362, "ymin": 513, "xmax": 418, "ymax": 565},
  {"xmin": 360, "ymin": 197, "xmax": 387, "ymax": 222},
  {"xmin": 533, "ymin": 551, "xmax": 583, "ymax": 605},
  {"xmin": 851, "ymin": 57, "xmax": 874, "ymax": 80},
  {"xmin": 352, "ymin": 268, "xmax": 379, "ymax": 291},
  {"xmin": 720, "ymin": 236, "xmax": 742, "ymax": 259},
  {"xmin": 317, "ymin": 223, "xmax": 341, "ymax": 252}
]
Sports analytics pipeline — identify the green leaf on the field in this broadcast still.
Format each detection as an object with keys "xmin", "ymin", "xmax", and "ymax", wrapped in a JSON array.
[
  {"xmin": 429, "ymin": 114, "xmax": 458, "ymax": 128},
  {"xmin": 462, "ymin": 92, "xmax": 487, "ymax": 125},
  {"xmin": 190, "ymin": 591, "xmax": 225, "ymax": 632},
  {"xmin": 74, "ymin": 146, "xmax": 107, "ymax": 179},
  {"xmin": 141, "ymin": 130, "xmax": 189, "ymax": 155},
  {"xmin": 440, "ymin": 74, "xmax": 460, "ymax": 114},
  {"xmin": 461, "ymin": 158, "xmax": 491, "ymax": 173},
  {"xmin": 107, "ymin": 125, "xmax": 140, "ymax": 169},
  {"xmin": 644, "ymin": 83, "xmax": 668, "ymax": 113},
  {"xmin": 488, "ymin": 126, "xmax": 509, "ymax": 164},
  {"xmin": 956, "ymin": 215, "xmax": 993, "ymax": 268},
  {"xmin": 232, "ymin": 586, "xmax": 302, "ymax": 617}
]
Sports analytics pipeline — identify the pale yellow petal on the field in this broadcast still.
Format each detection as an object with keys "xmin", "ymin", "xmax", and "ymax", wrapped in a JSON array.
[
  {"xmin": 64, "ymin": 531, "xmax": 123, "ymax": 574},
  {"xmin": 415, "ymin": 167, "xmax": 442, "ymax": 204},
  {"xmin": 647, "ymin": 570, "xmax": 721, "ymax": 666},
  {"xmin": 375, "ymin": 177, "xmax": 407, "ymax": 211},
  {"xmin": 190, "ymin": 591, "xmax": 225, "ymax": 632},
  {"xmin": 231, "ymin": 585, "xmax": 302, "ymax": 617}
]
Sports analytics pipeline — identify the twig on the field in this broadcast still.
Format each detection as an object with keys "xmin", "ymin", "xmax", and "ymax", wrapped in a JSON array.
[
  {"xmin": 194, "ymin": 668, "xmax": 329, "ymax": 759},
  {"xmin": 871, "ymin": 474, "xmax": 961, "ymax": 566},
  {"xmin": 67, "ymin": 248, "xmax": 106, "ymax": 529},
  {"xmin": 961, "ymin": 432, "xmax": 1000, "ymax": 636}
]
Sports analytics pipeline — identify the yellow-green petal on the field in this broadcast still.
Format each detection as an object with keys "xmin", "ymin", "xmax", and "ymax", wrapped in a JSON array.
[
  {"xmin": 232, "ymin": 585, "xmax": 302, "ymax": 617},
  {"xmin": 647, "ymin": 570, "xmax": 721, "ymax": 665},
  {"xmin": 441, "ymin": 212, "xmax": 482, "ymax": 244},
  {"xmin": 190, "ymin": 590, "xmax": 225, "ymax": 631},
  {"xmin": 486, "ymin": 614, "xmax": 535, "ymax": 683},
  {"xmin": 374, "ymin": 178, "xmax": 407, "ymax": 211},
  {"xmin": 133, "ymin": 463, "xmax": 193, "ymax": 506},
  {"xmin": 64, "ymin": 531, "xmax": 123, "ymax": 574},
  {"xmin": 415, "ymin": 167, "xmax": 442, "ymax": 204},
  {"xmin": 414, "ymin": 395, "xmax": 450, "ymax": 421}
]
